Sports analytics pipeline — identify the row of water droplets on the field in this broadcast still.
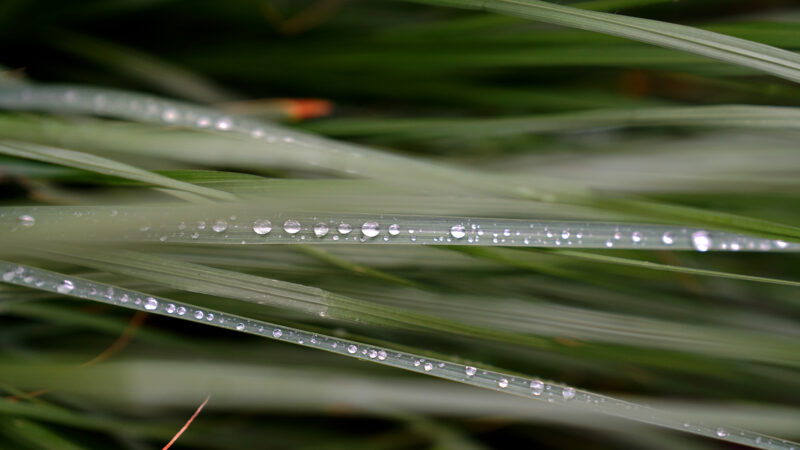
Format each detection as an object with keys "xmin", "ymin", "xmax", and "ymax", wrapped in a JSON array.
[
  {"xmin": 4, "ymin": 208, "xmax": 796, "ymax": 251},
  {"xmin": 135, "ymin": 213, "xmax": 793, "ymax": 252},
  {"xmin": 1, "ymin": 261, "xmax": 795, "ymax": 450}
]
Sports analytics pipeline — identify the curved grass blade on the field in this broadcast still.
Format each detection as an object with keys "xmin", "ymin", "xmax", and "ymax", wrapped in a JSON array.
[
  {"xmin": 0, "ymin": 206, "xmax": 796, "ymax": 252},
  {"xmin": 0, "ymin": 141, "xmax": 235, "ymax": 201},
  {"xmin": 408, "ymin": 0, "xmax": 800, "ymax": 84},
  {"xmin": 1, "ymin": 261, "xmax": 797, "ymax": 449}
]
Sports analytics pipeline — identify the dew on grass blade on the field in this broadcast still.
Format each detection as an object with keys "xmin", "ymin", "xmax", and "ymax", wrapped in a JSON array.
[{"xmin": 252, "ymin": 219, "xmax": 272, "ymax": 235}]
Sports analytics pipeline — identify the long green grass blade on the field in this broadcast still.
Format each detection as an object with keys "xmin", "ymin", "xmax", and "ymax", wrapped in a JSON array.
[
  {"xmin": 409, "ymin": 0, "xmax": 800, "ymax": 83},
  {"xmin": 2, "ymin": 261, "xmax": 796, "ymax": 449}
]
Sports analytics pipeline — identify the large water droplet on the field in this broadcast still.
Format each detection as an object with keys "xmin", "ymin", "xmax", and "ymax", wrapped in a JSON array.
[
  {"xmin": 562, "ymin": 387, "xmax": 576, "ymax": 400},
  {"xmin": 18, "ymin": 215, "xmax": 35, "ymax": 228},
  {"xmin": 272, "ymin": 329, "xmax": 283, "ymax": 338},
  {"xmin": 530, "ymin": 379, "xmax": 544, "ymax": 396},
  {"xmin": 561, "ymin": 230, "xmax": 570, "ymax": 239},
  {"xmin": 166, "ymin": 304, "xmax": 176, "ymax": 314},
  {"xmin": 144, "ymin": 297, "xmax": 158, "ymax": 311},
  {"xmin": 377, "ymin": 350, "xmax": 387, "ymax": 360},
  {"xmin": 194, "ymin": 310, "xmax": 204, "ymax": 320},
  {"xmin": 283, "ymin": 219, "xmax": 301, "ymax": 234},
  {"xmin": 691, "ymin": 231, "xmax": 711, "ymax": 252},
  {"xmin": 252, "ymin": 219, "xmax": 272, "ymax": 235},
  {"xmin": 347, "ymin": 344, "xmax": 357, "ymax": 354},
  {"xmin": 57, "ymin": 280, "xmax": 74, "ymax": 294},
  {"xmin": 661, "ymin": 232, "xmax": 674, "ymax": 245},
  {"xmin": 313, "ymin": 223, "xmax": 329, "ymax": 237},
  {"xmin": 388, "ymin": 224, "xmax": 400, "ymax": 236},
  {"xmin": 212, "ymin": 220, "xmax": 228, "ymax": 233},
  {"xmin": 498, "ymin": 378, "xmax": 509, "ymax": 388},
  {"xmin": 465, "ymin": 366, "xmax": 477, "ymax": 377},
  {"xmin": 423, "ymin": 362, "xmax": 433, "ymax": 372},
  {"xmin": 338, "ymin": 223, "xmax": 352, "ymax": 234},
  {"xmin": 450, "ymin": 224, "xmax": 466, "ymax": 239},
  {"xmin": 361, "ymin": 221, "xmax": 379, "ymax": 238}
]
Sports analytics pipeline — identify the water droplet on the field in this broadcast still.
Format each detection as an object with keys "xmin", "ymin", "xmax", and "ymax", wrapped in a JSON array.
[
  {"xmin": 503, "ymin": 229, "xmax": 511, "ymax": 237},
  {"xmin": 166, "ymin": 304, "xmax": 176, "ymax": 314},
  {"xmin": 423, "ymin": 362, "xmax": 433, "ymax": 372},
  {"xmin": 661, "ymin": 232, "xmax": 674, "ymax": 245},
  {"xmin": 465, "ymin": 366, "xmax": 477, "ymax": 377},
  {"xmin": 194, "ymin": 310, "xmax": 204, "ymax": 320},
  {"xmin": 716, "ymin": 427, "xmax": 728, "ymax": 438},
  {"xmin": 253, "ymin": 219, "xmax": 272, "ymax": 235},
  {"xmin": 388, "ymin": 224, "xmax": 400, "ymax": 236},
  {"xmin": 144, "ymin": 297, "xmax": 158, "ymax": 310},
  {"xmin": 361, "ymin": 221, "xmax": 380, "ymax": 238},
  {"xmin": 347, "ymin": 344, "xmax": 357, "ymax": 354},
  {"xmin": 2, "ymin": 271, "xmax": 15, "ymax": 281},
  {"xmin": 251, "ymin": 129, "xmax": 264, "ymax": 138},
  {"xmin": 283, "ymin": 219, "xmax": 301, "ymax": 234},
  {"xmin": 18, "ymin": 215, "xmax": 35, "ymax": 228},
  {"xmin": 176, "ymin": 306, "xmax": 186, "ymax": 315},
  {"xmin": 774, "ymin": 240, "xmax": 788, "ymax": 249},
  {"xmin": 196, "ymin": 117, "xmax": 211, "ymax": 127},
  {"xmin": 57, "ymin": 280, "xmax": 74, "ymax": 294},
  {"xmin": 313, "ymin": 223, "xmax": 329, "ymax": 237},
  {"xmin": 191, "ymin": 232, "xmax": 200, "ymax": 239},
  {"xmin": 236, "ymin": 323, "xmax": 245, "ymax": 331},
  {"xmin": 215, "ymin": 117, "xmax": 232, "ymax": 130},
  {"xmin": 338, "ymin": 223, "xmax": 352, "ymax": 234},
  {"xmin": 605, "ymin": 240, "xmax": 613, "ymax": 247},
  {"xmin": 561, "ymin": 230, "xmax": 570, "ymax": 239},
  {"xmin": 530, "ymin": 379, "xmax": 544, "ymax": 396},
  {"xmin": 162, "ymin": 108, "xmax": 179, "ymax": 122},
  {"xmin": 450, "ymin": 224, "xmax": 466, "ymax": 239},
  {"xmin": 272, "ymin": 329, "xmax": 283, "ymax": 338},
  {"xmin": 498, "ymin": 378, "xmax": 509, "ymax": 388},
  {"xmin": 212, "ymin": 220, "xmax": 228, "ymax": 233},
  {"xmin": 691, "ymin": 231, "xmax": 711, "ymax": 252},
  {"xmin": 377, "ymin": 350, "xmax": 387, "ymax": 360},
  {"xmin": 562, "ymin": 387, "xmax": 576, "ymax": 400},
  {"xmin": 368, "ymin": 349, "xmax": 378, "ymax": 358},
  {"xmin": 631, "ymin": 232, "xmax": 642, "ymax": 243}
]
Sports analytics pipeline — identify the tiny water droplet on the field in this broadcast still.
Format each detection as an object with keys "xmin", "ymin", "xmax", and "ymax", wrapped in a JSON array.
[
  {"xmin": 215, "ymin": 117, "xmax": 232, "ymax": 130},
  {"xmin": 144, "ymin": 297, "xmax": 158, "ymax": 310},
  {"xmin": 162, "ymin": 108, "xmax": 179, "ymax": 122},
  {"xmin": 498, "ymin": 378, "xmax": 509, "ymax": 388},
  {"xmin": 661, "ymin": 232, "xmax": 674, "ymax": 245},
  {"xmin": 561, "ymin": 230, "xmax": 570, "ymax": 239},
  {"xmin": 605, "ymin": 240, "xmax": 613, "ymax": 248},
  {"xmin": 368, "ymin": 349, "xmax": 378, "ymax": 358},
  {"xmin": 313, "ymin": 223, "xmax": 329, "ymax": 237},
  {"xmin": 530, "ymin": 379, "xmax": 544, "ymax": 396},
  {"xmin": 503, "ymin": 229, "xmax": 511, "ymax": 237},
  {"xmin": 562, "ymin": 387, "xmax": 576, "ymax": 400},
  {"xmin": 166, "ymin": 304, "xmax": 176, "ymax": 314},
  {"xmin": 691, "ymin": 231, "xmax": 711, "ymax": 252},
  {"xmin": 631, "ymin": 232, "xmax": 642, "ymax": 243},
  {"xmin": 716, "ymin": 427, "xmax": 728, "ymax": 438},
  {"xmin": 465, "ymin": 366, "xmax": 477, "ymax": 377},
  {"xmin": 272, "ymin": 329, "xmax": 283, "ymax": 338},
  {"xmin": 388, "ymin": 224, "xmax": 400, "ymax": 236},
  {"xmin": 423, "ymin": 362, "xmax": 433, "ymax": 372},
  {"xmin": 212, "ymin": 220, "xmax": 228, "ymax": 232},
  {"xmin": 191, "ymin": 232, "xmax": 200, "ymax": 239},
  {"xmin": 253, "ymin": 219, "xmax": 272, "ymax": 235},
  {"xmin": 377, "ymin": 350, "xmax": 387, "ymax": 360},
  {"xmin": 57, "ymin": 280, "xmax": 74, "ymax": 294},
  {"xmin": 236, "ymin": 323, "xmax": 245, "ymax": 331},
  {"xmin": 194, "ymin": 310, "xmax": 204, "ymax": 319},
  {"xmin": 176, "ymin": 306, "xmax": 186, "ymax": 315},
  {"xmin": 450, "ymin": 224, "xmax": 466, "ymax": 239},
  {"xmin": 283, "ymin": 219, "xmax": 301, "ymax": 234},
  {"xmin": 347, "ymin": 344, "xmax": 357, "ymax": 354},
  {"xmin": 18, "ymin": 215, "xmax": 35, "ymax": 228},
  {"xmin": 361, "ymin": 221, "xmax": 380, "ymax": 238},
  {"xmin": 338, "ymin": 223, "xmax": 352, "ymax": 234},
  {"xmin": 774, "ymin": 240, "xmax": 788, "ymax": 249}
]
